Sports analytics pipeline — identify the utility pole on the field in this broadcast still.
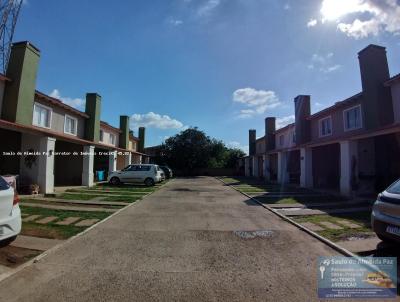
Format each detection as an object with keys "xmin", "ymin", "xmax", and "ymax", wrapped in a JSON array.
[{"xmin": 0, "ymin": 0, "xmax": 23, "ymax": 74}]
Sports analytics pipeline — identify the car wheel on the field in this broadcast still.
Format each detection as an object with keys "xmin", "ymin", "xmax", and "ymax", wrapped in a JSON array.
[
  {"xmin": 109, "ymin": 177, "xmax": 121, "ymax": 185},
  {"xmin": 0, "ymin": 235, "xmax": 17, "ymax": 248},
  {"xmin": 145, "ymin": 178, "xmax": 155, "ymax": 187}
]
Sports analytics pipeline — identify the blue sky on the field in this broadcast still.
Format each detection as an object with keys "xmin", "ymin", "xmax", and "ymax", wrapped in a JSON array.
[{"xmin": 15, "ymin": 0, "xmax": 400, "ymax": 152}]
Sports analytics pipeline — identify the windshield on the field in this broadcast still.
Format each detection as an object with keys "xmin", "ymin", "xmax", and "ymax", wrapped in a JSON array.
[
  {"xmin": 387, "ymin": 179, "xmax": 400, "ymax": 194},
  {"xmin": 0, "ymin": 177, "xmax": 10, "ymax": 191}
]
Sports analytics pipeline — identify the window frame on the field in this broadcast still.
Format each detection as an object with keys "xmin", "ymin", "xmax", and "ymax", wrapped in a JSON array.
[
  {"xmin": 343, "ymin": 105, "xmax": 362, "ymax": 132},
  {"xmin": 99, "ymin": 130, "xmax": 104, "ymax": 142},
  {"xmin": 318, "ymin": 115, "xmax": 332, "ymax": 138},
  {"xmin": 109, "ymin": 133, "xmax": 116, "ymax": 145},
  {"xmin": 33, "ymin": 102, "xmax": 52, "ymax": 129},
  {"xmin": 279, "ymin": 134, "xmax": 285, "ymax": 147},
  {"xmin": 64, "ymin": 114, "xmax": 78, "ymax": 136}
]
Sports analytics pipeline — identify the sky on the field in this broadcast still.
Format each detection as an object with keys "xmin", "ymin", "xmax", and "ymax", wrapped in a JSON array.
[{"xmin": 14, "ymin": 0, "xmax": 400, "ymax": 153}]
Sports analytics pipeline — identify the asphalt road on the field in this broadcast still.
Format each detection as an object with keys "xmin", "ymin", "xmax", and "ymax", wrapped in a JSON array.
[{"xmin": 0, "ymin": 177, "xmax": 397, "ymax": 301}]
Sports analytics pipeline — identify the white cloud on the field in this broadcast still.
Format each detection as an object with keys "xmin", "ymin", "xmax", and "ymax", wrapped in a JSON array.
[
  {"xmin": 130, "ymin": 112, "xmax": 184, "ymax": 130},
  {"xmin": 226, "ymin": 141, "xmax": 249, "ymax": 154},
  {"xmin": 49, "ymin": 89, "xmax": 85, "ymax": 110},
  {"xmin": 197, "ymin": 0, "xmax": 221, "ymax": 17},
  {"xmin": 284, "ymin": 3, "xmax": 291, "ymax": 10},
  {"xmin": 168, "ymin": 18, "xmax": 183, "ymax": 26},
  {"xmin": 308, "ymin": 53, "xmax": 341, "ymax": 73},
  {"xmin": 319, "ymin": 0, "xmax": 400, "ymax": 38},
  {"xmin": 276, "ymin": 115, "xmax": 295, "ymax": 129},
  {"xmin": 233, "ymin": 88, "xmax": 281, "ymax": 118},
  {"xmin": 315, "ymin": 102, "xmax": 324, "ymax": 107},
  {"xmin": 307, "ymin": 19, "xmax": 318, "ymax": 27}
]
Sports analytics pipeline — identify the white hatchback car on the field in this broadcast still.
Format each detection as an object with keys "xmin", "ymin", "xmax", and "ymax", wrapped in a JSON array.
[
  {"xmin": 0, "ymin": 176, "xmax": 21, "ymax": 246},
  {"xmin": 107, "ymin": 164, "xmax": 164, "ymax": 186}
]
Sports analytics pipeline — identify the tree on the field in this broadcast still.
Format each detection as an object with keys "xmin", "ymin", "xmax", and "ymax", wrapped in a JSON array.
[{"xmin": 158, "ymin": 127, "xmax": 246, "ymax": 173}]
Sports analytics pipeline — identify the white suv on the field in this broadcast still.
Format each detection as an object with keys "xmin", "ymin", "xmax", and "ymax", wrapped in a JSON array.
[
  {"xmin": 107, "ymin": 164, "xmax": 164, "ymax": 186},
  {"xmin": 0, "ymin": 176, "xmax": 21, "ymax": 246}
]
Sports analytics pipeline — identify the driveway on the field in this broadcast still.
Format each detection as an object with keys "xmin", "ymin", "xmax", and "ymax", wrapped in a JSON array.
[{"xmin": 0, "ymin": 177, "xmax": 386, "ymax": 301}]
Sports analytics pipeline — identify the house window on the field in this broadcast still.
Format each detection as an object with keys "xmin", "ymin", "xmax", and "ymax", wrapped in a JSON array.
[
  {"xmin": 33, "ymin": 103, "xmax": 52, "ymax": 128},
  {"xmin": 319, "ymin": 116, "xmax": 332, "ymax": 137},
  {"xmin": 292, "ymin": 132, "xmax": 296, "ymax": 143},
  {"xmin": 100, "ymin": 130, "xmax": 104, "ymax": 142},
  {"xmin": 64, "ymin": 115, "xmax": 78, "ymax": 136},
  {"xmin": 344, "ymin": 105, "xmax": 362, "ymax": 131},
  {"xmin": 279, "ymin": 135, "xmax": 284, "ymax": 146},
  {"xmin": 110, "ymin": 133, "xmax": 115, "ymax": 145}
]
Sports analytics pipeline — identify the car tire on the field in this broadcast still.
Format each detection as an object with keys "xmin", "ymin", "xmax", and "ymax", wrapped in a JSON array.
[
  {"xmin": 145, "ymin": 178, "xmax": 155, "ymax": 187},
  {"xmin": 109, "ymin": 177, "xmax": 121, "ymax": 185},
  {"xmin": 0, "ymin": 235, "xmax": 17, "ymax": 248}
]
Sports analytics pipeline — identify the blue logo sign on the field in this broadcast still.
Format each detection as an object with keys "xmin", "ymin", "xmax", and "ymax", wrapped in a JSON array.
[{"xmin": 318, "ymin": 256, "xmax": 397, "ymax": 299}]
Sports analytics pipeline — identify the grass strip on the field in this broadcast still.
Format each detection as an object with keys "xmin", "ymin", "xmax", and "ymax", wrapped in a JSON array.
[
  {"xmin": 20, "ymin": 207, "xmax": 111, "ymax": 239},
  {"xmin": 292, "ymin": 212, "xmax": 374, "ymax": 242}
]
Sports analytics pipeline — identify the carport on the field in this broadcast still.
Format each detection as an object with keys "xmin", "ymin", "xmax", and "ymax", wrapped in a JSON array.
[
  {"xmin": 267, "ymin": 153, "xmax": 278, "ymax": 181},
  {"xmin": 286, "ymin": 150, "xmax": 300, "ymax": 184},
  {"xmin": 0, "ymin": 128, "xmax": 21, "ymax": 176},
  {"xmin": 54, "ymin": 140, "xmax": 83, "ymax": 186},
  {"xmin": 312, "ymin": 143, "xmax": 340, "ymax": 190}
]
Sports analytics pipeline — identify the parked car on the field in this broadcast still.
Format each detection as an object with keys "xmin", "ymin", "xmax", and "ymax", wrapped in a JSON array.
[
  {"xmin": 107, "ymin": 164, "xmax": 164, "ymax": 186},
  {"xmin": 0, "ymin": 176, "xmax": 21, "ymax": 246},
  {"xmin": 160, "ymin": 166, "xmax": 173, "ymax": 179},
  {"xmin": 372, "ymin": 178, "xmax": 400, "ymax": 243}
]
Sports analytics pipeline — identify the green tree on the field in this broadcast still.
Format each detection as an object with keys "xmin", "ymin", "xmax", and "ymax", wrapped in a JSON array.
[{"xmin": 159, "ymin": 127, "xmax": 246, "ymax": 173}]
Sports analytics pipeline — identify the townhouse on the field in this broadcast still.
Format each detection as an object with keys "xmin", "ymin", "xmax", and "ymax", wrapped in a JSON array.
[
  {"xmin": 243, "ymin": 44, "xmax": 400, "ymax": 196},
  {"xmin": 0, "ymin": 41, "xmax": 149, "ymax": 193}
]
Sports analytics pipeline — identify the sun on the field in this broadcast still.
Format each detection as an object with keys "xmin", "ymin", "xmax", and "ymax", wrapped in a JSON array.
[{"xmin": 320, "ymin": 0, "xmax": 364, "ymax": 21}]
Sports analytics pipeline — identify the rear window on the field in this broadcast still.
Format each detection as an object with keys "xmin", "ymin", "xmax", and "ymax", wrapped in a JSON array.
[
  {"xmin": 387, "ymin": 179, "xmax": 400, "ymax": 194},
  {"xmin": 0, "ymin": 177, "xmax": 10, "ymax": 191}
]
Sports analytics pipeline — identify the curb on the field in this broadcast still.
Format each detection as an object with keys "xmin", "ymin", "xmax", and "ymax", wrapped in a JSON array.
[
  {"xmin": 215, "ymin": 177, "xmax": 357, "ymax": 257},
  {"xmin": 0, "ymin": 179, "xmax": 173, "ymax": 283}
]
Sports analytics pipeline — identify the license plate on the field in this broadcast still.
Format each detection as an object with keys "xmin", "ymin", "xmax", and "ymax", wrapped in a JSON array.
[{"xmin": 386, "ymin": 225, "xmax": 400, "ymax": 237}]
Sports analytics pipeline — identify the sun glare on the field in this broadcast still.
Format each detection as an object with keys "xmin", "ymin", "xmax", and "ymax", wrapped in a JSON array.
[{"xmin": 320, "ymin": 0, "xmax": 364, "ymax": 21}]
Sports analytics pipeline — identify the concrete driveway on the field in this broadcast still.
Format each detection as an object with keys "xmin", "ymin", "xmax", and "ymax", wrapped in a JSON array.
[{"xmin": 0, "ymin": 177, "xmax": 388, "ymax": 301}]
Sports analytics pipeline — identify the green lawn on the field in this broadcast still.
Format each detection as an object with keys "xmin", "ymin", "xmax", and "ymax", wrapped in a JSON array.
[
  {"xmin": 59, "ymin": 193, "xmax": 105, "ymax": 200},
  {"xmin": 102, "ymin": 195, "xmax": 142, "ymax": 203},
  {"xmin": 292, "ymin": 211, "xmax": 374, "ymax": 242},
  {"xmin": 20, "ymin": 206, "xmax": 111, "ymax": 239},
  {"xmin": 254, "ymin": 195, "xmax": 347, "ymax": 204}
]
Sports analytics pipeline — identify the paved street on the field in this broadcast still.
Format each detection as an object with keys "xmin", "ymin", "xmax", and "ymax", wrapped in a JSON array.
[{"xmin": 0, "ymin": 177, "xmax": 394, "ymax": 301}]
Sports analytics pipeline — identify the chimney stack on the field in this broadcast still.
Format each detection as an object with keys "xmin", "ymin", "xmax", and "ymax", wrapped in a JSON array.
[
  {"xmin": 294, "ymin": 95, "xmax": 311, "ymax": 145},
  {"xmin": 138, "ymin": 127, "xmax": 145, "ymax": 153},
  {"xmin": 2, "ymin": 41, "xmax": 40, "ymax": 124},
  {"xmin": 119, "ymin": 115, "xmax": 130, "ymax": 149},
  {"xmin": 265, "ymin": 117, "xmax": 276, "ymax": 151},
  {"xmin": 358, "ymin": 44, "xmax": 393, "ymax": 129},
  {"xmin": 85, "ymin": 93, "xmax": 101, "ymax": 142},
  {"xmin": 249, "ymin": 129, "xmax": 256, "ymax": 156}
]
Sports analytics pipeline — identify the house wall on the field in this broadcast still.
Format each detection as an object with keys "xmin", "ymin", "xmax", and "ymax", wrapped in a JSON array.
[
  {"xmin": 34, "ymin": 100, "xmax": 85, "ymax": 138},
  {"xmin": 275, "ymin": 126, "xmax": 296, "ymax": 150},
  {"xmin": 99, "ymin": 126, "xmax": 119, "ymax": 147},
  {"xmin": 391, "ymin": 81, "xmax": 400, "ymax": 122},
  {"xmin": 310, "ymin": 100, "xmax": 364, "ymax": 142},
  {"xmin": 129, "ymin": 139, "xmax": 137, "ymax": 152},
  {"xmin": 255, "ymin": 139, "xmax": 265, "ymax": 155}
]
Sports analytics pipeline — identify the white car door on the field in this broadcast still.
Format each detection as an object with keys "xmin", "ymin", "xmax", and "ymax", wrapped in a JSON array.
[{"xmin": 121, "ymin": 165, "xmax": 140, "ymax": 183}]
